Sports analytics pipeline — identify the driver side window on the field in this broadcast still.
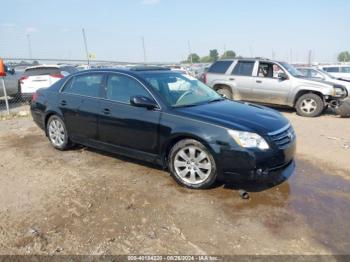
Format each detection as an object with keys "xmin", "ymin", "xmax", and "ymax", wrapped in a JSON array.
[{"xmin": 258, "ymin": 63, "xmax": 283, "ymax": 79}]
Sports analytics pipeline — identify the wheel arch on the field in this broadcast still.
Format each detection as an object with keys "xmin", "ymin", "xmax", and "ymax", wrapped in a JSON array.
[
  {"xmin": 160, "ymin": 133, "xmax": 216, "ymax": 169},
  {"xmin": 293, "ymin": 89, "xmax": 324, "ymax": 106}
]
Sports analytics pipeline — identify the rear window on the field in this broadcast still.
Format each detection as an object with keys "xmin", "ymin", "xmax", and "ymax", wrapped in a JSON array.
[
  {"xmin": 208, "ymin": 61, "xmax": 233, "ymax": 74},
  {"xmin": 323, "ymin": 67, "xmax": 339, "ymax": 73},
  {"xmin": 232, "ymin": 61, "xmax": 255, "ymax": 76},
  {"xmin": 24, "ymin": 67, "xmax": 60, "ymax": 76}
]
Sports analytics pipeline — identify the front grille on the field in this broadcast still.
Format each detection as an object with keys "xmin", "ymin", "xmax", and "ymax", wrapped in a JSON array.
[{"xmin": 269, "ymin": 124, "xmax": 296, "ymax": 149}]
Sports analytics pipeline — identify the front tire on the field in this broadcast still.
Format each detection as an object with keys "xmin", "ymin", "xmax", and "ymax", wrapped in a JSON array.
[
  {"xmin": 46, "ymin": 115, "xmax": 72, "ymax": 150},
  {"xmin": 295, "ymin": 93, "xmax": 324, "ymax": 117},
  {"xmin": 168, "ymin": 139, "xmax": 217, "ymax": 189}
]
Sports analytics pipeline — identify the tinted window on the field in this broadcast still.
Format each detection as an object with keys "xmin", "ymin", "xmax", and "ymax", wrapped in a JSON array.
[
  {"xmin": 341, "ymin": 67, "xmax": 350, "ymax": 73},
  {"xmin": 106, "ymin": 74, "xmax": 151, "ymax": 103},
  {"xmin": 61, "ymin": 66, "xmax": 78, "ymax": 74},
  {"xmin": 232, "ymin": 61, "xmax": 255, "ymax": 76},
  {"xmin": 63, "ymin": 74, "xmax": 103, "ymax": 97},
  {"xmin": 323, "ymin": 67, "xmax": 339, "ymax": 73},
  {"xmin": 24, "ymin": 67, "xmax": 60, "ymax": 76},
  {"xmin": 208, "ymin": 61, "xmax": 233, "ymax": 74}
]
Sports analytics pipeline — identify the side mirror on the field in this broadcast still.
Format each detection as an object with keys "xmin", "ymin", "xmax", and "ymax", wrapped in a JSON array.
[
  {"xmin": 278, "ymin": 72, "xmax": 288, "ymax": 80},
  {"xmin": 130, "ymin": 96, "xmax": 158, "ymax": 109}
]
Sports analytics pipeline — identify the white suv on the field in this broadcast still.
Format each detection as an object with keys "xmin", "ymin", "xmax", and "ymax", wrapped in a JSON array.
[{"xmin": 19, "ymin": 65, "xmax": 78, "ymax": 99}]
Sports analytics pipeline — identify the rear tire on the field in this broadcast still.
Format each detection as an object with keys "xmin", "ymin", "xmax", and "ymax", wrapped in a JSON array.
[
  {"xmin": 216, "ymin": 86, "xmax": 232, "ymax": 99},
  {"xmin": 168, "ymin": 139, "xmax": 217, "ymax": 189},
  {"xmin": 46, "ymin": 115, "xmax": 73, "ymax": 150},
  {"xmin": 295, "ymin": 93, "xmax": 324, "ymax": 117}
]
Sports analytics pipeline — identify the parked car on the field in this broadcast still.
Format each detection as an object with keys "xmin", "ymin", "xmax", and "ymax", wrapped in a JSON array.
[
  {"xmin": 0, "ymin": 65, "xmax": 23, "ymax": 98},
  {"xmin": 297, "ymin": 67, "xmax": 350, "ymax": 97},
  {"xmin": 19, "ymin": 65, "xmax": 78, "ymax": 100},
  {"xmin": 318, "ymin": 65, "xmax": 350, "ymax": 81},
  {"xmin": 205, "ymin": 58, "xmax": 348, "ymax": 117},
  {"xmin": 31, "ymin": 67, "xmax": 296, "ymax": 189}
]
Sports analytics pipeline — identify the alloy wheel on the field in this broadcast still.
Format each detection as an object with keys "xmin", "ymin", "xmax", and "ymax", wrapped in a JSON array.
[{"xmin": 174, "ymin": 145, "xmax": 212, "ymax": 185}]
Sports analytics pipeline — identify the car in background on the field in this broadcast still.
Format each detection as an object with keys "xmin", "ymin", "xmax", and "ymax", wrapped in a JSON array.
[
  {"xmin": 205, "ymin": 58, "xmax": 348, "ymax": 117},
  {"xmin": 318, "ymin": 65, "xmax": 350, "ymax": 81},
  {"xmin": 0, "ymin": 64, "xmax": 23, "ymax": 98},
  {"xmin": 297, "ymin": 67, "xmax": 350, "ymax": 97},
  {"xmin": 19, "ymin": 65, "xmax": 78, "ymax": 100},
  {"xmin": 31, "ymin": 67, "xmax": 296, "ymax": 189}
]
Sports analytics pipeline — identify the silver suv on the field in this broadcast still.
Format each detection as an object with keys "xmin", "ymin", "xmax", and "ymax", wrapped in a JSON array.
[{"xmin": 205, "ymin": 58, "xmax": 348, "ymax": 117}]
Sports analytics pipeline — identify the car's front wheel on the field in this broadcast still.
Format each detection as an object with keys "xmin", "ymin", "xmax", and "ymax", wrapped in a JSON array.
[
  {"xmin": 295, "ymin": 93, "xmax": 324, "ymax": 117},
  {"xmin": 169, "ymin": 139, "xmax": 217, "ymax": 189},
  {"xmin": 46, "ymin": 115, "xmax": 72, "ymax": 150}
]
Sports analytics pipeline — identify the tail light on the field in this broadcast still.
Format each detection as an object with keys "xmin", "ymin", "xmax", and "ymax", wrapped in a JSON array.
[
  {"xmin": 203, "ymin": 73, "xmax": 207, "ymax": 84},
  {"xmin": 50, "ymin": 73, "xmax": 64, "ymax": 79},
  {"xmin": 32, "ymin": 92, "xmax": 38, "ymax": 102},
  {"xmin": 19, "ymin": 75, "xmax": 28, "ymax": 84}
]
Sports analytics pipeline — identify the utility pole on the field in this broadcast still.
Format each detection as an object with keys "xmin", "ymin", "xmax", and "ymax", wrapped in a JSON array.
[
  {"xmin": 308, "ymin": 50, "xmax": 312, "ymax": 66},
  {"xmin": 187, "ymin": 40, "xmax": 192, "ymax": 65},
  {"xmin": 142, "ymin": 37, "xmax": 147, "ymax": 64},
  {"xmin": 82, "ymin": 28, "xmax": 90, "ymax": 66},
  {"xmin": 26, "ymin": 34, "xmax": 32, "ymax": 59}
]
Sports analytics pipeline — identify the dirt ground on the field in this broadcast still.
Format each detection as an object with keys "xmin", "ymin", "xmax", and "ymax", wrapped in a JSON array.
[{"xmin": 0, "ymin": 108, "xmax": 349, "ymax": 256}]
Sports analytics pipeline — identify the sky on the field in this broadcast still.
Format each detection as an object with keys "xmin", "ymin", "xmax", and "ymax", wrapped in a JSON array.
[{"xmin": 0, "ymin": 0, "xmax": 349, "ymax": 63}]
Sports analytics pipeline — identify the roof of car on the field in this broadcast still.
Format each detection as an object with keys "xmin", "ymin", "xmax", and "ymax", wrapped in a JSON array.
[{"xmin": 25, "ymin": 64, "xmax": 72, "ymax": 70}]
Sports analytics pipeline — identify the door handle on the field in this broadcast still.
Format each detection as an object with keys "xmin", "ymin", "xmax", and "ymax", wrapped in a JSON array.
[
  {"xmin": 60, "ymin": 100, "xmax": 67, "ymax": 106},
  {"xmin": 102, "ymin": 108, "xmax": 110, "ymax": 115},
  {"xmin": 256, "ymin": 80, "xmax": 262, "ymax": 83}
]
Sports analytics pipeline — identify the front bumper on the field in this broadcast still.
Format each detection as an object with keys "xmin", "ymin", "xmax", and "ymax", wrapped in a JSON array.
[{"xmin": 214, "ymin": 139, "xmax": 296, "ymax": 180}]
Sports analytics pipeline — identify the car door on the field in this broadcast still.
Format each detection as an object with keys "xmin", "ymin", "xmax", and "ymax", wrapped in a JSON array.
[
  {"xmin": 98, "ymin": 72, "xmax": 161, "ymax": 155},
  {"xmin": 59, "ymin": 73, "xmax": 105, "ymax": 142},
  {"xmin": 251, "ymin": 62, "xmax": 292, "ymax": 105},
  {"xmin": 230, "ymin": 60, "xmax": 256, "ymax": 100}
]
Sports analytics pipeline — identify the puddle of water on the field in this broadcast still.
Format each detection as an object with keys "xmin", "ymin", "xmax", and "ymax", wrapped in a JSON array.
[{"xmin": 207, "ymin": 158, "xmax": 350, "ymax": 254}]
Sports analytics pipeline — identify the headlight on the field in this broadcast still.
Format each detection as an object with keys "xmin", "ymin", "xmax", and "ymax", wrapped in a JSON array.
[
  {"xmin": 228, "ymin": 130, "xmax": 269, "ymax": 150},
  {"xmin": 333, "ymin": 85, "xmax": 347, "ymax": 97}
]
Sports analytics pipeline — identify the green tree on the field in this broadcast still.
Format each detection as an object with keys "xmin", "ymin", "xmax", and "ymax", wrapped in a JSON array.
[
  {"xmin": 209, "ymin": 49, "xmax": 219, "ymax": 62},
  {"xmin": 187, "ymin": 53, "xmax": 200, "ymax": 63},
  {"xmin": 338, "ymin": 51, "xmax": 350, "ymax": 62},
  {"xmin": 221, "ymin": 50, "xmax": 236, "ymax": 59},
  {"xmin": 199, "ymin": 56, "xmax": 212, "ymax": 63}
]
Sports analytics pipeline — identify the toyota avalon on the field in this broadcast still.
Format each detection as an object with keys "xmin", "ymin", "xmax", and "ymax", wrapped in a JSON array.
[{"xmin": 31, "ymin": 67, "xmax": 296, "ymax": 189}]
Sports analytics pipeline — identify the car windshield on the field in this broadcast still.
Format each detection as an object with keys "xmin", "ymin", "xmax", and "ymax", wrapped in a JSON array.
[
  {"xmin": 140, "ymin": 72, "xmax": 223, "ymax": 107},
  {"xmin": 280, "ymin": 62, "xmax": 304, "ymax": 77}
]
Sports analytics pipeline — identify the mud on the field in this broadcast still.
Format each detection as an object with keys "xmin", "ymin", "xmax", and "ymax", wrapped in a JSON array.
[{"xmin": 0, "ymin": 115, "xmax": 349, "ymax": 255}]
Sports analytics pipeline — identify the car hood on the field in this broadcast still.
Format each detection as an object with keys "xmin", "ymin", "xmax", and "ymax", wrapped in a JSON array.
[
  {"xmin": 296, "ymin": 77, "xmax": 334, "ymax": 89},
  {"xmin": 174, "ymin": 100, "xmax": 289, "ymax": 134}
]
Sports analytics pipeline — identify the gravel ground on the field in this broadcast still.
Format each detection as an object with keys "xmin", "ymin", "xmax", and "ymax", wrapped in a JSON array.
[{"xmin": 0, "ymin": 108, "xmax": 349, "ymax": 255}]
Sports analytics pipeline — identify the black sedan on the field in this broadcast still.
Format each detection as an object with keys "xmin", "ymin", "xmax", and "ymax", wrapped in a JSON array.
[{"xmin": 31, "ymin": 67, "xmax": 296, "ymax": 189}]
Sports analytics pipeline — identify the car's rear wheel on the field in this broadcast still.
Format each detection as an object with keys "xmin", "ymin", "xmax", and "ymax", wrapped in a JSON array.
[
  {"xmin": 169, "ymin": 139, "xmax": 217, "ymax": 189},
  {"xmin": 216, "ymin": 86, "xmax": 232, "ymax": 99},
  {"xmin": 46, "ymin": 115, "xmax": 72, "ymax": 150},
  {"xmin": 295, "ymin": 93, "xmax": 324, "ymax": 117}
]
